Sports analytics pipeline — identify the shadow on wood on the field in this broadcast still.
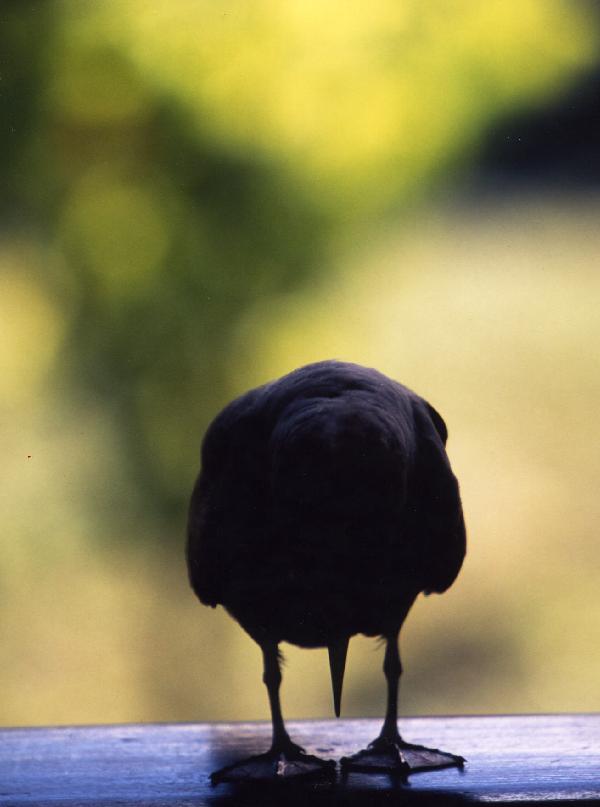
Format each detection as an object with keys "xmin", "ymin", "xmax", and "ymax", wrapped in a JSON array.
[{"xmin": 205, "ymin": 780, "xmax": 474, "ymax": 807}]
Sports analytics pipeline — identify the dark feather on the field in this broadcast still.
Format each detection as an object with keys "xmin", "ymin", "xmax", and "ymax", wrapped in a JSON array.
[{"xmin": 187, "ymin": 360, "xmax": 466, "ymax": 647}]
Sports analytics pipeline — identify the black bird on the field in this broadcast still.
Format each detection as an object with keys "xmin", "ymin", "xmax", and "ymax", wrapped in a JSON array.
[{"xmin": 187, "ymin": 360, "xmax": 466, "ymax": 781}]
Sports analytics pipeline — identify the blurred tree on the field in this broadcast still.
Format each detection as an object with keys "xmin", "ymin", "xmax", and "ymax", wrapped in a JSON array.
[{"xmin": 1, "ymin": 0, "xmax": 597, "ymax": 527}]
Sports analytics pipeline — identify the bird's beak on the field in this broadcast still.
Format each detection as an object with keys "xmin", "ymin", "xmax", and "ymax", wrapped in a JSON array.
[{"xmin": 328, "ymin": 637, "xmax": 350, "ymax": 718}]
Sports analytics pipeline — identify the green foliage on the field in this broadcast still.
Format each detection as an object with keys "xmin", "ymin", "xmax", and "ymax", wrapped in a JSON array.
[{"xmin": 1, "ymin": 1, "xmax": 597, "ymax": 518}]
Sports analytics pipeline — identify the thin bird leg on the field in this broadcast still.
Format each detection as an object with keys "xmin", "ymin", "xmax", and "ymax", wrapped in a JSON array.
[
  {"xmin": 341, "ymin": 632, "xmax": 464, "ymax": 774},
  {"xmin": 262, "ymin": 642, "xmax": 297, "ymax": 752},
  {"xmin": 378, "ymin": 633, "xmax": 403, "ymax": 742},
  {"xmin": 210, "ymin": 642, "xmax": 335, "ymax": 783},
  {"xmin": 339, "ymin": 632, "xmax": 408, "ymax": 773},
  {"xmin": 375, "ymin": 633, "xmax": 465, "ymax": 767}
]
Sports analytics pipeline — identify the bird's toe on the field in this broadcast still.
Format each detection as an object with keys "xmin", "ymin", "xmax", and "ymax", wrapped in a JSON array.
[
  {"xmin": 275, "ymin": 750, "xmax": 336, "ymax": 779},
  {"xmin": 341, "ymin": 739, "xmax": 409, "ymax": 776},
  {"xmin": 341, "ymin": 738, "xmax": 465, "ymax": 775},
  {"xmin": 398, "ymin": 740, "xmax": 466, "ymax": 771},
  {"xmin": 210, "ymin": 747, "xmax": 335, "ymax": 784}
]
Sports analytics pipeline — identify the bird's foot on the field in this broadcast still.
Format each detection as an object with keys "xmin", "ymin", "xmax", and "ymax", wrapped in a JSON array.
[
  {"xmin": 340, "ymin": 736, "xmax": 410, "ymax": 777},
  {"xmin": 211, "ymin": 740, "xmax": 336, "ymax": 784},
  {"xmin": 341, "ymin": 735, "xmax": 465, "ymax": 775}
]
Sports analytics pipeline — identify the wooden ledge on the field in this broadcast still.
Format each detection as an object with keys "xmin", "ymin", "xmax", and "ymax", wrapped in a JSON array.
[{"xmin": 0, "ymin": 714, "xmax": 598, "ymax": 805}]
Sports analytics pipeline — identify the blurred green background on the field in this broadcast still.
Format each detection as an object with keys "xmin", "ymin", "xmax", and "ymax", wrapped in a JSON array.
[{"xmin": 2, "ymin": 0, "xmax": 599, "ymax": 726}]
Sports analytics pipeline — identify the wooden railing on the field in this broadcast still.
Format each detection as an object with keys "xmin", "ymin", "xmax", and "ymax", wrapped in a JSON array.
[{"xmin": 1, "ymin": 714, "xmax": 598, "ymax": 804}]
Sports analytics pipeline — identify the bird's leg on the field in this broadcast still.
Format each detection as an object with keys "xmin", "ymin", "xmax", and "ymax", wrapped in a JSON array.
[
  {"xmin": 210, "ymin": 642, "xmax": 335, "ymax": 784},
  {"xmin": 379, "ymin": 632, "xmax": 403, "ymax": 743},
  {"xmin": 262, "ymin": 641, "xmax": 299, "ymax": 755},
  {"xmin": 341, "ymin": 634, "xmax": 465, "ymax": 775},
  {"xmin": 341, "ymin": 633, "xmax": 408, "ymax": 775}
]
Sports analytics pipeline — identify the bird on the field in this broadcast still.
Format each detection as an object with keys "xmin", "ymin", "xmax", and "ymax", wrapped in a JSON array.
[{"xmin": 186, "ymin": 360, "xmax": 466, "ymax": 782}]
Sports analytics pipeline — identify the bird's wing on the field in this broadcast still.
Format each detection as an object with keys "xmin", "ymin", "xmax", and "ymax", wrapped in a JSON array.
[
  {"xmin": 408, "ymin": 398, "xmax": 466, "ymax": 594},
  {"xmin": 186, "ymin": 472, "xmax": 221, "ymax": 607},
  {"xmin": 186, "ymin": 387, "xmax": 267, "ymax": 607}
]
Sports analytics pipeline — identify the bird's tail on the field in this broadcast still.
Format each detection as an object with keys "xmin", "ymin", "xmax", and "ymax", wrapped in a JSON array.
[{"xmin": 328, "ymin": 636, "xmax": 350, "ymax": 718}]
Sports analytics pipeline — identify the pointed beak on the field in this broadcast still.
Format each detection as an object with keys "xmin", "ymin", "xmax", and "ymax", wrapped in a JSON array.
[{"xmin": 328, "ymin": 637, "xmax": 350, "ymax": 718}]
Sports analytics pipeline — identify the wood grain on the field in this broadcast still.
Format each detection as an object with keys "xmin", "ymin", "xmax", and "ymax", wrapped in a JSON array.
[{"xmin": 0, "ymin": 714, "xmax": 598, "ymax": 805}]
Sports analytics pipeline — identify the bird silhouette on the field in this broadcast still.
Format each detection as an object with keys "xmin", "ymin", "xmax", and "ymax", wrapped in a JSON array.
[{"xmin": 187, "ymin": 360, "xmax": 466, "ymax": 782}]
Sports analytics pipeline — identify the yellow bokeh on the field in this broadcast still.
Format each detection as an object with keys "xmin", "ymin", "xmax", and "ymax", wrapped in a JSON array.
[
  {"xmin": 60, "ymin": 169, "xmax": 171, "ymax": 302},
  {"xmin": 87, "ymin": 0, "xmax": 597, "ymax": 209},
  {"xmin": 0, "ymin": 247, "xmax": 65, "ymax": 406}
]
